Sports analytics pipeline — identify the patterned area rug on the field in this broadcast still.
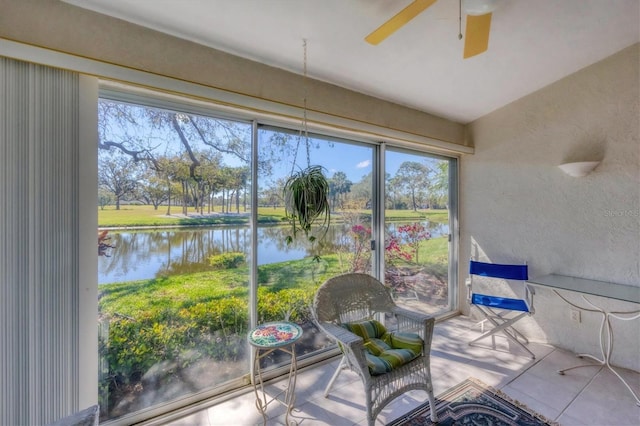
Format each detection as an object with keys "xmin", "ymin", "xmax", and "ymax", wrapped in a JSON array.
[{"xmin": 388, "ymin": 377, "xmax": 558, "ymax": 426}]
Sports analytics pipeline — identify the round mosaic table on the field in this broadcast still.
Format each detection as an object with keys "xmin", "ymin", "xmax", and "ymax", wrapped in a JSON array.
[{"xmin": 248, "ymin": 321, "xmax": 303, "ymax": 425}]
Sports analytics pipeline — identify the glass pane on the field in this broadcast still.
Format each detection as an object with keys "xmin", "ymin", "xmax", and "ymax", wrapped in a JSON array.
[
  {"xmin": 256, "ymin": 126, "xmax": 374, "ymax": 368},
  {"xmin": 97, "ymin": 99, "xmax": 252, "ymax": 421},
  {"xmin": 384, "ymin": 149, "xmax": 451, "ymax": 315}
]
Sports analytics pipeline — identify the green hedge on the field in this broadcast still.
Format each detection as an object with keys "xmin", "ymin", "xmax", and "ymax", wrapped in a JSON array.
[{"xmin": 100, "ymin": 288, "xmax": 316, "ymax": 384}]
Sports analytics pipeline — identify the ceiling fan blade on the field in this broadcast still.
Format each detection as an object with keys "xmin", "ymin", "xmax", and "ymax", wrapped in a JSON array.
[
  {"xmin": 463, "ymin": 12, "xmax": 492, "ymax": 58},
  {"xmin": 365, "ymin": 0, "xmax": 437, "ymax": 45}
]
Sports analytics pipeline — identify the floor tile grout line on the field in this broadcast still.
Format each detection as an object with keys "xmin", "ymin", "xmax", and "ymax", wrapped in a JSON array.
[
  {"xmin": 502, "ymin": 347, "xmax": 556, "ymax": 388},
  {"xmin": 554, "ymin": 363, "xmax": 605, "ymax": 421}
]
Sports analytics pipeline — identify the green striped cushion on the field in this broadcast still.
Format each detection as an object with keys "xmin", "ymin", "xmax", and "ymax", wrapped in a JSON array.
[
  {"xmin": 364, "ymin": 351, "xmax": 392, "ymax": 375},
  {"xmin": 343, "ymin": 320, "xmax": 424, "ymax": 375},
  {"xmin": 343, "ymin": 319, "xmax": 387, "ymax": 340},
  {"xmin": 378, "ymin": 348, "xmax": 419, "ymax": 370},
  {"xmin": 383, "ymin": 331, "xmax": 423, "ymax": 355},
  {"xmin": 364, "ymin": 337, "xmax": 391, "ymax": 356}
]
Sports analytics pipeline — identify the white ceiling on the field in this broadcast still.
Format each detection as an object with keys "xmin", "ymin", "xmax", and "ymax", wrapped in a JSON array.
[{"xmin": 64, "ymin": 0, "xmax": 639, "ymax": 124}]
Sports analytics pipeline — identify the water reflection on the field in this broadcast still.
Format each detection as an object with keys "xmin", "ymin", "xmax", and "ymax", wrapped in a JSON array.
[{"xmin": 99, "ymin": 221, "xmax": 448, "ymax": 284}]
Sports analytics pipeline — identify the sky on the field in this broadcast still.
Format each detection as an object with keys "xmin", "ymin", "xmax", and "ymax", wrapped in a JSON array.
[
  {"xmin": 100, "ymin": 97, "xmax": 444, "ymax": 187},
  {"xmin": 258, "ymin": 130, "xmax": 443, "ymax": 185}
]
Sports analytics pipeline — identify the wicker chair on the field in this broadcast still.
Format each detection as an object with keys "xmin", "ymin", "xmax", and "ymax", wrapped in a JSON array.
[{"xmin": 312, "ymin": 273, "xmax": 437, "ymax": 426}]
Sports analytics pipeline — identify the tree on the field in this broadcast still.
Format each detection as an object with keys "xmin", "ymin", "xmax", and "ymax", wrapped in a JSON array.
[
  {"xmin": 98, "ymin": 100, "xmax": 252, "ymax": 170},
  {"xmin": 156, "ymin": 156, "xmax": 182, "ymax": 216},
  {"xmin": 260, "ymin": 179, "xmax": 286, "ymax": 209},
  {"xmin": 98, "ymin": 188, "xmax": 113, "ymax": 210},
  {"xmin": 328, "ymin": 171, "xmax": 352, "ymax": 210},
  {"xmin": 136, "ymin": 170, "xmax": 169, "ymax": 210},
  {"xmin": 98, "ymin": 150, "xmax": 140, "ymax": 210},
  {"xmin": 159, "ymin": 154, "xmax": 194, "ymax": 216},
  {"xmin": 194, "ymin": 152, "xmax": 224, "ymax": 214},
  {"xmin": 221, "ymin": 166, "xmax": 249, "ymax": 213},
  {"xmin": 387, "ymin": 175, "xmax": 403, "ymax": 210},
  {"xmin": 349, "ymin": 172, "xmax": 374, "ymax": 210},
  {"xmin": 98, "ymin": 100, "xmax": 255, "ymax": 192},
  {"xmin": 430, "ymin": 161, "xmax": 449, "ymax": 209},
  {"xmin": 395, "ymin": 161, "xmax": 431, "ymax": 211}
]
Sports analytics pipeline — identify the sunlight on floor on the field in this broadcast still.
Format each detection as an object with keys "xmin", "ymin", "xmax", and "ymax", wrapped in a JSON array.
[{"xmin": 157, "ymin": 315, "xmax": 639, "ymax": 426}]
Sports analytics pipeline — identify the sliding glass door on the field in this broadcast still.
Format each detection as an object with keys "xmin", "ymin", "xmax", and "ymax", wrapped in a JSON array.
[
  {"xmin": 382, "ymin": 148, "xmax": 455, "ymax": 315},
  {"xmin": 255, "ymin": 126, "xmax": 375, "ymax": 367},
  {"xmin": 95, "ymin": 87, "xmax": 457, "ymax": 424},
  {"xmin": 97, "ymin": 97, "xmax": 253, "ymax": 421}
]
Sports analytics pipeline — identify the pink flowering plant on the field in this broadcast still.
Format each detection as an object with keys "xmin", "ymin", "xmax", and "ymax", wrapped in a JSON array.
[
  {"xmin": 396, "ymin": 223, "xmax": 431, "ymax": 263},
  {"xmin": 385, "ymin": 222, "xmax": 431, "ymax": 265},
  {"xmin": 339, "ymin": 221, "xmax": 431, "ymax": 271},
  {"xmin": 348, "ymin": 224, "xmax": 372, "ymax": 272},
  {"xmin": 384, "ymin": 222, "xmax": 432, "ymax": 295}
]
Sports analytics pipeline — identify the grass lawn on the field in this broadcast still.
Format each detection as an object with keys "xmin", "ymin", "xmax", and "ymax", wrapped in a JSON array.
[
  {"xmin": 99, "ymin": 256, "xmax": 343, "ymax": 325},
  {"xmin": 98, "ymin": 205, "xmax": 269, "ymax": 228},
  {"xmin": 420, "ymin": 235, "xmax": 449, "ymax": 264},
  {"xmin": 98, "ymin": 204, "xmax": 449, "ymax": 228}
]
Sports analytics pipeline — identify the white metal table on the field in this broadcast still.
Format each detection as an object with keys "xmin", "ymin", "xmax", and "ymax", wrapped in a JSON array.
[
  {"xmin": 527, "ymin": 274, "xmax": 640, "ymax": 405},
  {"xmin": 247, "ymin": 321, "xmax": 303, "ymax": 425}
]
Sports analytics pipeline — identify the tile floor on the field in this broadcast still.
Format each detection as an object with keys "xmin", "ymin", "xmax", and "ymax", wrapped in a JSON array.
[{"xmin": 162, "ymin": 315, "xmax": 640, "ymax": 426}]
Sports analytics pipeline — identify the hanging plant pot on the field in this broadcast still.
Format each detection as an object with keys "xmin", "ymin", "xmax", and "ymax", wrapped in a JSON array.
[{"xmin": 283, "ymin": 165, "xmax": 331, "ymax": 245}]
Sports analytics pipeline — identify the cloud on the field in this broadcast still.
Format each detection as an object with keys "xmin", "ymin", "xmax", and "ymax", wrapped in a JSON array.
[{"xmin": 356, "ymin": 160, "xmax": 370, "ymax": 169}]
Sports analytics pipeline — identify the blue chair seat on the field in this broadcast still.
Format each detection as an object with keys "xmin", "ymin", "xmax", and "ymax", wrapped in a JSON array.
[{"xmin": 471, "ymin": 293, "xmax": 529, "ymax": 312}]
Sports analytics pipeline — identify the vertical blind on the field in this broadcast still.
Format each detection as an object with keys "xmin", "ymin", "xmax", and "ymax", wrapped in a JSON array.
[{"xmin": 0, "ymin": 57, "xmax": 80, "ymax": 425}]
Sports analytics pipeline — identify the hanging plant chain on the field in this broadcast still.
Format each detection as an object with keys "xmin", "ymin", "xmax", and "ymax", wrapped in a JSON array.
[{"xmin": 282, "ymin": 39, "xmax": 331, "ymax": 254}]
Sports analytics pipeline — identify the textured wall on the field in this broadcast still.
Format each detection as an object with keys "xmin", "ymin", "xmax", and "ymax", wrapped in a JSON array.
[
  {"xmin": 0, "ymin": 0, "xmax": 465, "ymax": 146},
  {"xmin": 460, "ymin": 44, "xmax": 640, "ymax": 370}
]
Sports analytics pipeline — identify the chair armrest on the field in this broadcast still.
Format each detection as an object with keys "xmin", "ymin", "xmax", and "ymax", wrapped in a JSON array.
[
  {"xmin": 390, "ymin": 306, "xmax": 435, "ymax": 347},
  {"xmin": 390, "ymin": 305, "xmax": 430, "ymax": 324},
  {"xmin": 317, "ymin": 322, "xmax": 370, "ymax": 377},
  {"xmin": 319, "ymin": 322, "xmax": 363, "ymax": 346}
]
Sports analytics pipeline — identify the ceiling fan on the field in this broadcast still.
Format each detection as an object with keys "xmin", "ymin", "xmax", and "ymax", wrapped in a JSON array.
[{"xmin": 365, "ymin": 0, "xmax": 497, "ymax": 59}]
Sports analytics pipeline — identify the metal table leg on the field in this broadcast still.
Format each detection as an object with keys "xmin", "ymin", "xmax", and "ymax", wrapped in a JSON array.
[{"xmin": 554, "ymin": 290, "xmax": 640, "ymax": 406}]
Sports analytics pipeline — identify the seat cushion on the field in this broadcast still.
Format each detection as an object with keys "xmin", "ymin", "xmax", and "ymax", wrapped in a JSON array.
[
  {"xmin": 378, "ymin": 348, "xmax": 420, "ymax": 371},
  {"xmin": 343, "ymin": 319, "xmax": 423, "ymax": 376},
  {"xmin": 364, "ymin": 351, "xmax": 392, "ymax": 375},
  {"xmin": 343, "ymin": 319, "xmax": 387, "ymax": 340},
  {"xmin": 364, "ymin": 337, "xmax": 391, "ymax": 356},
  {"xmin": 383, "ymin": 331, "xmax": 423, "ymax": 355}
]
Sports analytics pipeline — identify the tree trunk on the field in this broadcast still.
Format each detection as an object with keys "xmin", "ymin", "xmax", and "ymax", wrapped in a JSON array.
[
  {"xmin": 166, "ymin": 179, "xmax": 172, "ymax": 215},
  {"xmin": 182, "ymin": 181, "xmax": 188, "ymax": 216}
]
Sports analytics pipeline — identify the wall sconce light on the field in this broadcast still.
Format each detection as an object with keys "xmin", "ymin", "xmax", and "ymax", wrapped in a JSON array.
[
  {"xmin": 463, "ymin": 0, "xmax": 498, "ymax": 15},
  {"xmin": 558, "ymin": 161, "xmax": 600, "ymax": 177}
]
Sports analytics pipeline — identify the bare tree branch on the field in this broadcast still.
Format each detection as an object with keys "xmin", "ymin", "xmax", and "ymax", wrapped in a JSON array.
[{"xmin": 171, "ymin": 115, "xmax": 201, "ymax": 178}]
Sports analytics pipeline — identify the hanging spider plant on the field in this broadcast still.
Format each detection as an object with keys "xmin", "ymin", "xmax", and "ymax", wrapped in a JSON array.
[
  {"xmin": 283, "ymin": 165, "xmax": 331, "ymax": 246},
  {"xmin": 282, "ymin": 40, "xmax": 331, "ymax": 255}
]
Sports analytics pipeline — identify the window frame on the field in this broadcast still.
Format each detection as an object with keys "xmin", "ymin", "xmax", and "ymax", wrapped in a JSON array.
[{"xmin": 95, "ymin": 83, "xmax": 460, "ymax": 424}]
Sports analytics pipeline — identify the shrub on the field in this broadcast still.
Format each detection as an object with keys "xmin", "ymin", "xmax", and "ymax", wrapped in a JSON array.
[
  {"xmin": 257, "ymin": 287, "xmax": 314, "ymax": 323},
  {"xmin": 209, "ymin": 252, "xmax": 246, "ymax": 269},
  {"xmin": 98, "ymin": 263, "xmax": 329, "ymax": 418}
]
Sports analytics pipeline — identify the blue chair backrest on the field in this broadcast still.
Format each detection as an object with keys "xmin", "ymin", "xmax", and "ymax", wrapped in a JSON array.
[{"xmin": 469, "ymin": 260, "xmax": 528, "ymax": 281}]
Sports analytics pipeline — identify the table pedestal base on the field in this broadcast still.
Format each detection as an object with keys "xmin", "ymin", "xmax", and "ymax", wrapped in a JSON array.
[
  {"xmin": 251, "ymin": 345, "xmax": 298, "ymax": 425},
  {"xmin": 553, "ymin": 290, "xmax": 640, "ymax": 406},
  {"xmin": 248, "ymin": 322, "xmax": 303, "ymax": 425}
]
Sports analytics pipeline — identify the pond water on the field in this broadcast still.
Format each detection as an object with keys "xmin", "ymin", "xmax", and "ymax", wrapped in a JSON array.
[{"xmin": 98, "ymin": 221, "xmax": 449, "ymax": 284}]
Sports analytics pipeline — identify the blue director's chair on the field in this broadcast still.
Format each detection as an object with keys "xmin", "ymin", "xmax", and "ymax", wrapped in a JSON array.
[{"xmin": 466, "ymin": 260, "xmax": 535, "ymax": 359}]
